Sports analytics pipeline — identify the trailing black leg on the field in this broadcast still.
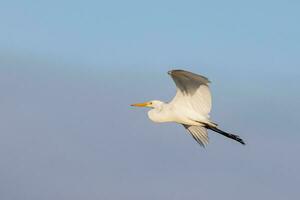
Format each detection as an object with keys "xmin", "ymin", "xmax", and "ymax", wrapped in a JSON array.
[{"xmin": 205, "ymin": 125, "xmax": 246, "ymax": 145}]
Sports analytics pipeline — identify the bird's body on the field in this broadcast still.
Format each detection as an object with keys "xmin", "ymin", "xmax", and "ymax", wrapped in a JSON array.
[
  {"xmin": 131, "ymin": 69, "xmax": 245, "ymax": 147},
  {"xmin": 147, "ymin": 101, "xmax": 209, "ymax": 126}
]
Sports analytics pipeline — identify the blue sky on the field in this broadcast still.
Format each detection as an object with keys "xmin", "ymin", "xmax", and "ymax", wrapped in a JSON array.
[{"xmin": 1, "ymin": 0, "xmax": 300, "ymax": 199}]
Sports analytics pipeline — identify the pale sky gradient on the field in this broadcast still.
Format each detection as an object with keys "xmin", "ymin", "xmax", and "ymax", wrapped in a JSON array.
[{"xmin": 1, "ymin": 0, "xmax": 300, "ymax": 199}]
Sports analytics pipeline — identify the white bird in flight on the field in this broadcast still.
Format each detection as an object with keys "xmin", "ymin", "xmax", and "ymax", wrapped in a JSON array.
[{"xmin": 131, "ymin": 69, "xmax": 245, "ymax": 147}]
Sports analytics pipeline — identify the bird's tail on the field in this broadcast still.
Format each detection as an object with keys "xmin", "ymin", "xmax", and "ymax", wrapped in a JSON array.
[{"xmin": 205, "ymin": 125, "xmax": 246, "ymax": 145}]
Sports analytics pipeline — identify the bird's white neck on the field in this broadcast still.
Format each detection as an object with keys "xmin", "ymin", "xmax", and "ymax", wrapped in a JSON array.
[{"xmin": 147, "ymin": 103, "xmax": 173, "ymax": 123}]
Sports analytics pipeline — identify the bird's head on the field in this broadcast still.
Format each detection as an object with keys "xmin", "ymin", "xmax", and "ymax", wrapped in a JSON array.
[{"xmin": 131, "ymin": 100, "xmax": 164, "ymax": 109}]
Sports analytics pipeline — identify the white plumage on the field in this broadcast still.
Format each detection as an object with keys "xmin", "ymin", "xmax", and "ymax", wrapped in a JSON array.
[{"xmin": 131, "ymin": 69, "xmax": 245, "ymax": 147}]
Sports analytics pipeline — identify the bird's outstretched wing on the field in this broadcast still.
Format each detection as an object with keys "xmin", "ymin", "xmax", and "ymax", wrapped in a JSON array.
[
  {"xmin": 168, "ymin": 70, "xmax": 212, "ymax": 116},
  {"xmin": 183, "ymin": 125, "xmax": 209, "ymax": 147}
]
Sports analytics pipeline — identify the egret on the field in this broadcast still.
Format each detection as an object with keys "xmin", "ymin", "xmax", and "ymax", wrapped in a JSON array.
[{"xmin": 131, "ymin": 70, "xmax": 245, "ymax": 147}]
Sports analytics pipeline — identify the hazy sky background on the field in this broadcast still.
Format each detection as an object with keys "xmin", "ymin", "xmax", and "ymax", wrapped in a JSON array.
[{"xmin": 1, "ymin": 0, "xmax": 300, "ymax": 199}]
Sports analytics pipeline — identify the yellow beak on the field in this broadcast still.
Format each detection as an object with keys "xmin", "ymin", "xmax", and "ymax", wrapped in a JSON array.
[{"xmin": 131, "ymin": 102, "xmax": 151, "ymax": 107}]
